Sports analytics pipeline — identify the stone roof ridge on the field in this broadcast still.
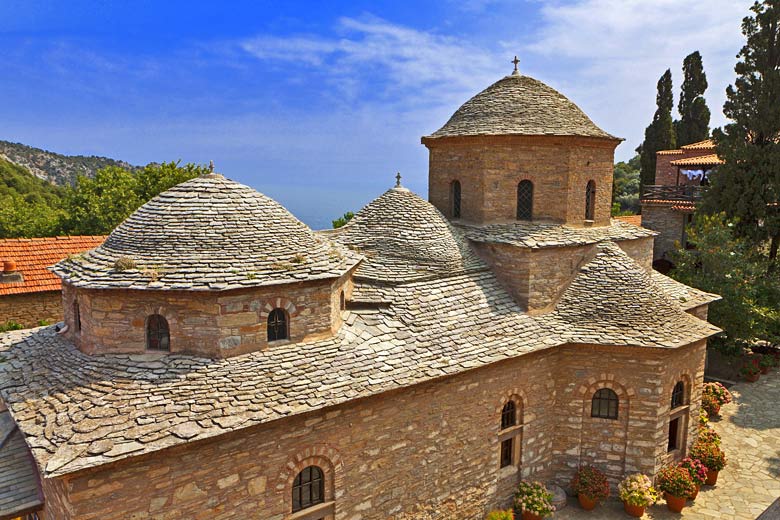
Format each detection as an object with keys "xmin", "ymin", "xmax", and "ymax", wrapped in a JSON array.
[
  {"xmin": 425, "ymin": 74, "xmax": 619, "ymax": 140},
  {"xmin": 52, "ymin": 174, "xmax": 361, "ymax": 291}
]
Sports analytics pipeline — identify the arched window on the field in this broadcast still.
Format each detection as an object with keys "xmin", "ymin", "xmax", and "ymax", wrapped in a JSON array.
[
  {"xmin": 340, "ymin": 291, "xmax": 346, "ymax": 311},
  {"xmin": 671, "ymin": 381, "xmax": 685, "ymax": 409},
  {"xmin": 292, "ymin": 465, "xmax": 324, "ymax": 513},
  {"xmin": 591, "ymin": 388, "xmax": 618, "ymax": 419},
  {"xmin": 146, "ymin": 314, "xmax": 170, "ymax": 351},
  {"xmin": 499, "ymin": 399, "xmax": 521, "ymax": 469},
  {"xmin": 451, "ymin": 180, "xmax": 461, "ymax": 218},
  {"xmin": 516, "ymin": 180, "xmax": 533, "ymax": 220},
  {"xmin": 501, "ymin": 401, "xmax": 516, "ymax": 429},
  {"xmin": 267, "ymin": 308, "xmax": 288, "ymax": 341},
  {"xmin": 585, "ymin": 180, "xmax": 596, "ymax": 220},
  {"xmin": 72, "ymin": 301, "xmax": 81, "ymax": 332}
]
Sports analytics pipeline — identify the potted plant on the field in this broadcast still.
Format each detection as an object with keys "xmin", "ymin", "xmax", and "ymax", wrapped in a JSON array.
[
  {"xmin": 759, "ymin": 355, "xmax": 774, "ymax": 374},
  {"xmin": 486, "ymin": 511, "xmax": 514, "ymax": 520},
  {"xmin": 678, "ymin": 457, "xmax": 707, "ymax": 500},
  {"xmin": 697, "ymin": 425, "xmax": 721, "ymax": 447},
  {"xmin": 701, "ymin": 393, "xmax": 721, "ymax": 416},
  {"xmin": 656, "ymin": 465, "xmax": 696, "ymax": 513},
  {"xmin": 617, "ymin": 473, "xmax": 658, "ymax": 518},
  {"xmin": 740, "ymin": 363, "xmax": 760, "ymax": 382},
  {"xmin": 514, "ymin": 481, "xmax": 555, "ymax": 520},
  {"xmin": 690, "ymin": 441, "xmax": 727, "ymax": 485},
  {"xmin": 570, "ymin": 465, "xmax": 610, "ymax": 510},
  {"xmin": 703, "ymin": 382, "xmax": 733, "ymax": 407}
]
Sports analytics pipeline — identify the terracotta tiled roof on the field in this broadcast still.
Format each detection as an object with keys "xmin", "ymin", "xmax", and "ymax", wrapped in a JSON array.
[
  {"xmin": 641, "ymin": 199, "xmax": 693, "ymax": 206},
  {"xmin": 0, "ymin": 236, "xmax": 105, "ymax": 296},
  {"xmin": 615, "ymin": 214, "xmax": 642, "ymax": 226},
  {"xmin": 670, "ymin": 154, "xmax": 724, "ymax": 167},
  {"xmin": 657, "ymin": 149, "xmax": 684, "ymax": 156},
  {"xmin": 671, "ymin": 202, "xmax": 697, "ymax": 213},
  {"xmin": 681, "ymin": 139, "xmax": 716, "ymax": 150}
]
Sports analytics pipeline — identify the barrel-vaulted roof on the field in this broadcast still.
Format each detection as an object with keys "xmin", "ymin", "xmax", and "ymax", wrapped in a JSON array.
[
  {"xmin": 52, "ymin": 174, "xmax": 360, "ymax": 291},
  {"xmin": 330, "ymin": 186, "xmax": 485, "ymax": 282},
  {"xmin": 425, "ymin": 73, "xmax": 617, "ymax": 140}
]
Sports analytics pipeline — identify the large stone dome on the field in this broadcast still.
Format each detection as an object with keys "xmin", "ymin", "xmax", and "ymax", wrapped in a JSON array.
[
  {"xmin": 426, "ymin": 73, "xmax": 616, "ymax": 140},
  {"xmin": 53, "ymin": 174, "xmax": 359, "ymax": 290},
  {"xmin": 332, "ymin": 185, "xmax": 484, "ymax": 282}
]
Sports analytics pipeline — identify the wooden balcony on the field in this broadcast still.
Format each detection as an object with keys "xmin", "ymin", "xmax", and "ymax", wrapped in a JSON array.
[{"xmin": 641, "ymin": 185, "xmax": 707, "ymax": 202}]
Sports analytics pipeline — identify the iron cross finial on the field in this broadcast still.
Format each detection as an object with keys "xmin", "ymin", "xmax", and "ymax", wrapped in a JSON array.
[
  {"xmin": 395, "ymin": 172, "xmax": 402, "ymax": 187},
  {"xmin": 511, "ymin": 55, "xmax": 520, "ymax": 75},
  {"xmin": 209, "ymin": 160, "xmax": 215, "ymax": 173}
]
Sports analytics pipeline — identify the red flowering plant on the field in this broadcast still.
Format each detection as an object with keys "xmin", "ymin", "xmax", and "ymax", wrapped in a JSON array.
[
  {"xmin": 701, "ymin": 393, "xmax": 721, "ymax": 416},
  {"xmin": 678, "ymin": 457, "xmax": 708, "ymax": 487},
  {"xmin": 697, "ymin": 425, "xmax": 721, "ymax": 447},
  {"xmin": 690, "ymin": 442, "xmax": 727, "ymax": 472},
  {"xmin": 656, "ymin": 465, "xmax": 697, "ymax": 499},
  {"xmin": 570, "ymin": 465, "xmax": 610, "ymax": 501},
  {"xmin": 703, "ymin": 382, "xmax": 732, "ymax": 406}
]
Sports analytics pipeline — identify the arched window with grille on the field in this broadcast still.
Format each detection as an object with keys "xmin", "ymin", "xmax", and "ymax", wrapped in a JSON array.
[
  {"xmin": 671, "ymin": 381, "xmax": 685, "ymax": 409},
  {"xmin": 498, "ymin": 398, "xmax": 523, "ymax": 469},
  {"xmin": 591, "ymin": 388, "xmax": 618, "ymax": 419},
  {"xmin": 146, "ymin": 314, "xmax": 170, "ymax": 351},
  {"xmin": 292, "ymin": 465, "xmax": 324, "ymax": 513},
  {"xmin": 585, "ymin": 180, "xmax": 596, "ymax": 220},
  {"xmin": 516, "ymin": 180, "xmax": 533, "ymax": 220},
  {"xmin": 267, "ymin": 308, "xmax": 288, "ymax": 341},
  {"xmin": 668, "ymin": 380, "xmax": 689, "ymax": 452},
  {"xmin": 451, "ymin": 180, "xmax": 461, "ymax": 218}
]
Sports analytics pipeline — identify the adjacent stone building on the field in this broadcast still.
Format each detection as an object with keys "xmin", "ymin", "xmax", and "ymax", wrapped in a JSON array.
[
  {"xmin": 0, "ymin": 236, "xmax": 106, "ymax": 328},
  {"xmin": 0, "ymin": 65, "xmax": 719, "ymax": 520}
]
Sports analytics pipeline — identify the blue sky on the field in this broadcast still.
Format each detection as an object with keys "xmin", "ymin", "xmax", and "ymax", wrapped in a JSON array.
[{"xmin": 1, "ymin": 0, "xmax": 751, "ymax": 228}]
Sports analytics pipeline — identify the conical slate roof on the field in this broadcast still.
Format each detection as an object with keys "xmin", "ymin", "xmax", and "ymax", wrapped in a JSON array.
[
  {"xmin": 426, "ymin": 74, "xmax": 617, "ymax": 140},
  {"xmin": 546, "ymin": 242, "xmax": 719, "ymax": 347},
  {"xmin": 52, "ymin": 174, "xmax": 360, "ymax": 290},
  {"xmin": 332, "ymin": 186, "xmax": 484, "ymax": 282}
]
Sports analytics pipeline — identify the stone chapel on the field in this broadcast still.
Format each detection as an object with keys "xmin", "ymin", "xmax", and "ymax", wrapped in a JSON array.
[{"xmin": 0, "ymin": 64, "xmax": 719, "ymax": 520}]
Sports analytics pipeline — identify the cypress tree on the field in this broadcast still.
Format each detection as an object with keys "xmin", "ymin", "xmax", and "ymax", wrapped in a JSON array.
[
  {"xmin": 676, "ymin": 51, "xmax": 711, "ymax": 146},
  {"xmin": 639, "ymin": 70, "xmax": 677, "ymax": 187},
  {"xmin": 704, "ymin": 0, "xmax": 780, "ymax": 270}
]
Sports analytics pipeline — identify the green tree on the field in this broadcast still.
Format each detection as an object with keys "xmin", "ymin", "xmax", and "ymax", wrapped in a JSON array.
[
  {"xmin": 135, "ymin": 161, "xmax": 210, "ymax": 201},
  {"xmin": 612, "ymin": 155, "xmax": 641, "ymax": 214},
  {"xmin": 675, "ymin": 51, "xmax": 711, "ymax": 146},
  {"xmin": 0, "ymin": 193, "xmax": 64, "ymax": 238},
  {"xmin": 639, "ymin": 70, "xmax": 677, "ymax": 187},
  {"xmin": 704, "ymin": 0, "xmax": 780, "ymax": 271},
  {"xmin": 332, "ymin": 211, "xmax": 354, "ymax": 229}
]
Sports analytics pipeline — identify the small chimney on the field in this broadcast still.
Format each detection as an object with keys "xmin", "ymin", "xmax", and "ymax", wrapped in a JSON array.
[{"xmin": 1, "ymin": 259, "xmax": 23, "ymax": 284}]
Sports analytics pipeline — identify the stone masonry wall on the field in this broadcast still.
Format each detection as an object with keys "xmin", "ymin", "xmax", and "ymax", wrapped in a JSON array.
[
  {"xmin": 62, "ymin": 275, "xmax": 352, "ymax": 358},
  {"xmin": 640, "ymin": 204, "xmax": 685, "ymax": 261},
  {"xmin": 425, "ymin": 136, "xmax": 616, "ymax": 226},
  {"xmin": 0, "ymin": 291, "xmax": 62, "ymax": 328},
  {"xmin": 41, "ymin": 340, "xmax": 706, "ymax": 520},
  {"xmin": 615, "ymin": 236, "xmax": 654, "ymax": 271}
]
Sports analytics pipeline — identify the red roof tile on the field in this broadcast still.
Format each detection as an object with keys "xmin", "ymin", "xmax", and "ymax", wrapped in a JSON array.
[
  {"xmin": 0, "ymin": 236, "xmax": 106, "ymax": 296},
  {"xmin": 680, "ymin": 139, "xmax": 716, "ymax": 150},
  {"xmin": 670, "ymin": 153, "xmax": 724, "ymax": 166}
]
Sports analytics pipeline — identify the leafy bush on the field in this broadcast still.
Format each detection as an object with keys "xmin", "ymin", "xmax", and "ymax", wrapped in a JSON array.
[
  {"xmin": 678, "ymin": 457, "xmax": 708, "ymax": 487},
  {"xmin": 701, "ymin": 393, "xmax": 721, "ymax": 416},
  {"xmin": 618, "ymin": 474, "xmax": 658, "ymax": 507},
  {"xmin": 690, "ymin": 441, "xmax": 727, "ymax": 472},
  {"xmin": 514, "ymin": 481, "xmax": 554, "ymax": 517},
  {"xmin": 0, "ymin": 320, "xmax": 23, "ymax": 333},
  {"xmin": 703, "ymin": 382, "xmax": 733, "ymax": 406},
  {"xmin": 485, "ymin": 510, "xmax": 514, "ymax": 520},
  {"xmin": 656, "ymin": 465, "xmax": 697, "ymax": 498},
  {"xmin": 697, "ymin": 425, "xmax": 721, "ymax": 447},
  {"xmin": 699, "ymin": 408, "xmax": 709, "ymax": 427},
  {"xmin": 570, "ymin": 465, "xmax": 610, "ymax": 501}
]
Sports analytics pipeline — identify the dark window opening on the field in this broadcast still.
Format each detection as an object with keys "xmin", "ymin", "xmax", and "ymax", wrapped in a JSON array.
[
  {"xmin": 585, "ymin": 180, "xmax": 596, "ymax": 220},
  {"xmin": 501, "ymin": 401, "xmax": 516, "ymax": 430},
  {"xmin": 591, "ymin": 388, "xmax": 619, "ymax": 419},
  {"xmin": 668, "ymin": 417, "xmax": 680, "ymax": 451},
  {"xmin": 292, "ymin": 465, "xmax": 325, "ymax": 513},
  {"xmin": 516, "ymin": 180, "xmax": 534, "ymax": 220},
  {"xmin": 671, "ymin": 381, "xmax": 685, "ymax": 409},
  {"xmin": 146, "ymin": 314, "xmax": 170, "ymax": 351},
  {"xmin": 500, "ymin": 438, "xmax": 513, "ymax": 468},
  {"xmin": 267, "ymin": 308, "xmax": 288, "ymax": 341},
  {"xmin": 340, "ymin": 291, "xmax": 346, "ymax": 311},
  {"xmin": 451, "ymin": 180, "xmax": 461, "ymax": 218},
  {"xmin": 73, "ymin": 301, "xmax": 81, "ymax": 332}
]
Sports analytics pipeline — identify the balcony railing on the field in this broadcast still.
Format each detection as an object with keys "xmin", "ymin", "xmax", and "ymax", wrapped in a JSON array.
[{"xmin": 641, "ymin": 185, "xmax": 707, "ymax": 202}]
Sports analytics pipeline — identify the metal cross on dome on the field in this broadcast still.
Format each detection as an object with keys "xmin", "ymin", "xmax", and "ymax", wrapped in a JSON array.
[
  {"xmin": 395, "ymin": 172, "xmax": 402, "ymax": 187},
  {"xmin": 511, "ymin": 56, "xmax": 520, "ymax": 74}
]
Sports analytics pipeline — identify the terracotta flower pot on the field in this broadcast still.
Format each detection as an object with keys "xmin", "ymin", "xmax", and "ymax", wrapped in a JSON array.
[
  {"xmin": 522, "ymin": 511, "xmax": 543, "ymax": 520},
  {"xmin": 705, "ymin": 470, "xmax": 719, "ymax": 486},
  {"xmin": 689, "ymin": 485, "xmax": 700, "ymax": 500},
  {"xmin": 745, "ymin": 373, "xmax": 760, "ymax": 382},
  {"xmin": 578, "ymin": 493, "xmax": 598, "ymax": 510},
  {"xmin": 665, "ymin": 492, "xmax": 687, "ymax": 513},
  {"xmin": 623, "ymin": 502, "xmax": 646, "ymax": 518}
]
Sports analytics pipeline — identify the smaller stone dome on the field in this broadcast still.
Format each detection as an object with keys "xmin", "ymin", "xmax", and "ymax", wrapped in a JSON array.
[
  {"xmin": 53, "ymin": 174, "xmax": 359, "ymax": 290},
  {"xmin": 426, "ymin": 74, "xmax": 617, "ymax": 140},
  {"xmin": 333, "ymin": 186, "xmax": 484, "ymax": 282}
]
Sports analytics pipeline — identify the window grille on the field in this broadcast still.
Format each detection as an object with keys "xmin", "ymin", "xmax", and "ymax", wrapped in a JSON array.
[
  {"xmin": 516, "ymin": 180, "xmax": 533, "ymax": 220},
  {"xmin": 267, "ymin": 308, "xmax": 288, "ymax": 341},
  {"xmin": 591, "ymin": 388, "xmax": 618, "ymax": 419},
  {"xmin": 501, "ymin": 401, "xmax": 516, "ymax": 430},
  {"xmin": 585, "ymin": 180, "xmax": 596, "ymax": 220},
  {"xmin": 671, "ymin": 381, "xmax": 685, "ymax": 409},
  {"xmin": 146, "ymin": 314, "xmax": 170, "ymax": 351},
  {"xmin": 292, "ymin": 465, "xmax": 325, "ymax": 513},
  {"xmin": 451, "ymin": 180, "xmax": 461, "ymax": 218}
]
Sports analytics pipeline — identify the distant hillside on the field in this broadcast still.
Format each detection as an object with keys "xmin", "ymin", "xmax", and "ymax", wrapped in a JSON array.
[{"xmin": 0, "ymin": 140, "xmax": 139, "ymax": 186}]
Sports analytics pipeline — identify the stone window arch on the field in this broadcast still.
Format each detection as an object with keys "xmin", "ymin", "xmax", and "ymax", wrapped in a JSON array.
[
  {"xmin": 292, "ymin": 465, "xmax": 324, "ymax": 513},
  {"xmin": 451, "ymin": 180, "xmax": 461, "ymax": 218},
  {"xmin": 668, "ymin": 376, "xmax": 691, "ymax": 453},
  {"xmin": 496, "ymin": 392, "xmax": 525, "ymax": 471},
  {"xmin": 591, "ymin": 388, "xmax": 618, "ymax": 419},
  {"xmin": 267, "ymin": 308, "xmax": 288, "ymax": 342},
  {"xmin": 516, "ymin": 180, "xmax": 533, "ymax": 220},
  {"xmin": 146, "ymin": 314, "xmax": 170, "ymax": 351},
  {"xmin": 585, "ymin": 180, "xmax": 596, "ymax": 220},
  {"xmin": 280, "ymin": 446, "xmax": 341, "ymax": 520}
]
